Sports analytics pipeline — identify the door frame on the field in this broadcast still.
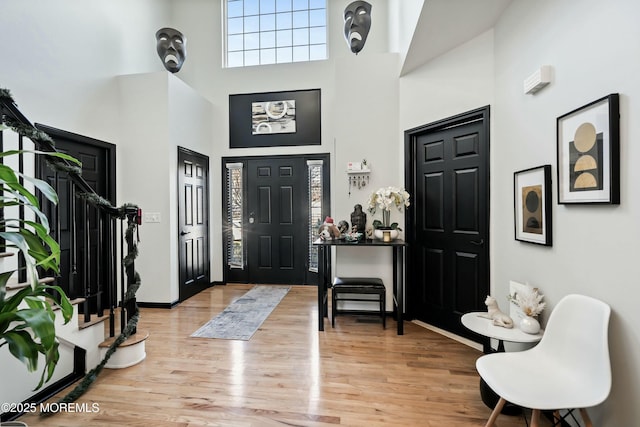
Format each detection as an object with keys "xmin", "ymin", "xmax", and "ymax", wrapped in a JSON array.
[
  {"xmin": 34, "ymin": 123, "xmax": 116, "ymax": 306},
  {"xmin": 403, "ymin": 106, "xmax": 491, "ymax": 323},
  {"xmin": 177, "ymin": 146, "xmax": 211, "ymax": 302},
  {"xmin": 221, "ymin": 153, "xmax": 330, "ymax": 285}
]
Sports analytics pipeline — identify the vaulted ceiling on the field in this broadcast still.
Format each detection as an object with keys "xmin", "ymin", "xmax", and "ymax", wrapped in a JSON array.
[{"xmin": 401, "ymin": 0, "xmax": 512, "ymax": 76}]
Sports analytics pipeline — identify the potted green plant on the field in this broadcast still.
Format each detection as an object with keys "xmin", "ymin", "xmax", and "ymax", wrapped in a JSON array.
[{"xmin": 0, "ymin": 137, "xmax": 77, "ymax": 390}]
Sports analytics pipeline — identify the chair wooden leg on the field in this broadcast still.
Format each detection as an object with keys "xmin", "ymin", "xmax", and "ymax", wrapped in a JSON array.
[
  {"xmin": 531, "ymin": 409, "xmax": 541, "ymax": 427},
  {"xmin": 580, "ymin": 408, "xmax": 593, "ymax": 427},
  {"xmin": 484, "ymin": 397, "xmax": 506, "ymax": 427}
]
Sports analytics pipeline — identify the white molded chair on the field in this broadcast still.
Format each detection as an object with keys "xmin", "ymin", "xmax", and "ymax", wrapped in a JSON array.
[{"xmin": 476, "ymin": 294, "xmax": 611, "ymax": 427}]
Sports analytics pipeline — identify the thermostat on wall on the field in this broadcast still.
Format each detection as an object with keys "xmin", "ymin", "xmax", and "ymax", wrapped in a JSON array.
[{"xmin": 524, "ymin": 65, "xmax": 552, "ymax": 95}]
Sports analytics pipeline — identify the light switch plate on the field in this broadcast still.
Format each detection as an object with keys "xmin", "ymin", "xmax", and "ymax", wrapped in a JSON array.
[{"xmin": 144, "ymin": 212, "xmax": 161, "ymax": 223}]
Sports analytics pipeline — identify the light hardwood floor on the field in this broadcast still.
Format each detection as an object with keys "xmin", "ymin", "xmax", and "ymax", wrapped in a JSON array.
[{"xmin": 20, "ymin": 284, "xmax": 540, "ymax": 426}]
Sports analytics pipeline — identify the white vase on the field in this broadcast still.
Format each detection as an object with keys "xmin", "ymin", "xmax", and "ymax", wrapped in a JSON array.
[
  {"xmin": 374, "ymin": 229, "xmax": 398, "ymax": 242},
  {"xmin": 520, "ymin": 315, "xmax": 540, "ymax": 334}
]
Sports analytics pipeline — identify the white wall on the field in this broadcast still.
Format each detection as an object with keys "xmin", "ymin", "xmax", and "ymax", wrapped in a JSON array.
[
  {"xmin": 117, "ymin": 72, "xmax": 213, "ymax": 304},
  {"xmin": 1, "ymin": 0, "xmax": 399, "ymax": 302},
  {"xmin": 330, "ymin": 52, "xmax": 400, "ymax": 304},
  {"xmin": 399, "ymin": 29, "xmax": 495, "ymax": 130},
  {"xmin": 2, "ymin": 0, "xmax": 167, "ymax": 143},
  {"xmin": 388, "ymin": 0, "xmax": 425, "ymax": 58},
  {"xmin": 491, "ymin": 1, "xmax": 640, "ymax": 425},
  {"xmin": 171, "ymin": 0, "xmax": 398, "ymax": 288},
  {"xmin": 400, "ymin": 1, "xmax": 640, "ymax": 425},
  {"xmin": 1, "ymin": 0, "xmax": 174, "ymax": 303},
  {"xmin": 4, "ymin": 1, "xmax": 639, "ymax": 423},
  {"xmin": 400, "ymin": 1, "xmax": 640, "ymax": 424}
]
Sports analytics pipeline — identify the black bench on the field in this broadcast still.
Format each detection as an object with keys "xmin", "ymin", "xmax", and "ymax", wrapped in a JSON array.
[{"xmin": 332, "ymin": 277, "xmax": 386, "ymax": 328}]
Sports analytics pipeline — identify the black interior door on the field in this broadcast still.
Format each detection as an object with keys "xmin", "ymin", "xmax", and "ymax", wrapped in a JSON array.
[
  {"xmin": 246, "ymin": 157, "xmax": 307, "ymax": 284},
  {"xmin": 35, "ymin": 124, "xmax": 115, "ymax": 308},
  {"xmin": 406, "ymin": 107, "xmax": 490, "ymax": 340},
  {"xmin": 178, "ymin": 147, "xmax": 211, "ymax": 301}
]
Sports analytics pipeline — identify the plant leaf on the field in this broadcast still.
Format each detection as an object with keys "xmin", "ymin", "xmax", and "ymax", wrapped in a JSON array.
[
  {"xmin": 4, "ymin": 330, "xmax": 40, "ymax": 372},
  {"xmin": 36, "ymin": 340, "xmax": 60, "ymax": 390},
  {"xmin": 19, "ymin": 174, "xmax": 59, "ymax": 205},
  {"xmin": 0, "ymin": 149, "xmax": 81, "ymax": 165},
  {"xmin": 0, "ymin": 285, "xmax": 32, "ymax": 316},
  {"xmin": 0, "ymin": 164, "xmax": 19, "ymax": 183},
  {"xmin": 35, "ymin": 284, "xmax": 73, "ymax": 324},
  {"xmin": 16, "ymin": 308, "xmax": 56, "ymax": 348},
  {"xmin": 0, "ymin": 270, "xmax": 13, "ymax": 310},
  {"xmin": 3, "ymin": 180, "xmax": 40, "ymax": 207}
]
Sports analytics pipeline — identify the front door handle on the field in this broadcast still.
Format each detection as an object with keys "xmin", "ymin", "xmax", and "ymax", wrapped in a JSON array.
[
  {"xmin": 470, "ymin": 239, "xmax": 484, "ymax": 246},
  {"xmin": 180, "ymin": 231, "xmax": 190, "ymax": 236}
]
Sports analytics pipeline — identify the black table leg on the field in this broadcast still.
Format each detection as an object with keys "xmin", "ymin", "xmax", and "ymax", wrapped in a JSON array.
[
  {"xmin": 393, "ymin": 246, "xmax": 404, "ymax": 335},
  {"xmin": 317, "ymin": 245, "xmax": 325, "ymax": 331}
]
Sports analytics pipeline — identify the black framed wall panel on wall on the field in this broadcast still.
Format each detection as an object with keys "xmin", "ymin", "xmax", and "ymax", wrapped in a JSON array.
[{"xmin": 229, "ymin": 88, "xmax": 321, "ymax": 148}]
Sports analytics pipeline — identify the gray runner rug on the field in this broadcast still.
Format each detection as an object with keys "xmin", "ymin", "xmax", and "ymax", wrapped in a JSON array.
[{"xmin": 190, "ymin": 285, "xmax": 290, "ymax": 340}]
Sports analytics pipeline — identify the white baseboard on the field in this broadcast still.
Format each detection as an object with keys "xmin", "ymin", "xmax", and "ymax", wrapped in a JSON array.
[{"xmin": 412, "ymin": 320, "xmax": 483, "ymax": 352}]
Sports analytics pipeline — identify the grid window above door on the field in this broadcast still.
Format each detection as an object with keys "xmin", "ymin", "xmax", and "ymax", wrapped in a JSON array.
[{"xmin": 225, "ymin": 0, "xmax": 327, "ymax": 68}]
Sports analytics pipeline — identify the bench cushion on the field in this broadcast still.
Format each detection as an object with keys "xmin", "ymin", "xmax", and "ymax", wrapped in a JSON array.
[{"xmin": 332, "ymin": 277, "xmax": 384, "ymax": 289}]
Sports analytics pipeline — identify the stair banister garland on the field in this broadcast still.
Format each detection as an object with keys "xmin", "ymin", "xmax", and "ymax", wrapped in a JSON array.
[
  {"xmin": 46, "ymin": 209, "xmax": 141, "ymax": 413},
  {"xmin": 0, "ymin": 88, "xmax": 143, "ymax": 412}
]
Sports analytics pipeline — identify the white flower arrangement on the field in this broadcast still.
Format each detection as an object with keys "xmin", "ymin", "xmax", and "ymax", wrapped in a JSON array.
[
  {"xmin": 367, "ymin": 186, "xmax": 410, "ymax": 214},
  {"xmin": 367, "ymin": 186, "xmax": 411, "ymax": 229},
  {"xmin": 508, "ymin": 287, "xmax": 546, "ymax": 317}
]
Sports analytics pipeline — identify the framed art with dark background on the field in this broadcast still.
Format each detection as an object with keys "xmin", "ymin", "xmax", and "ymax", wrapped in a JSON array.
[
  {"xmin": 514, "ymin": 165, "xmax": 552, "ymax": 246},
  {"xmin": 557, "ymin": 93, "xmax": 619, "ymax": 204},
  {"xmin": 229, "ymin": 89, "xmax": 321, "ymax": 149}
]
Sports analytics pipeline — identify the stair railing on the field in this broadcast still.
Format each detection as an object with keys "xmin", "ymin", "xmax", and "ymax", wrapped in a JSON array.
[{"xmin": 0, "ymin": 88, "xmax": 142, "ymax": 404}]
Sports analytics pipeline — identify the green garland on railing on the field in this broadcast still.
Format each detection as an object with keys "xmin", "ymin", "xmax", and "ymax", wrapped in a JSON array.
[
  {"xmin": 1, "ymin": 88, "xmax": 143, "ymax": 414},
  {"xmin": 42, "ymin": 215, "xmax": 141, "ymax": 414}
]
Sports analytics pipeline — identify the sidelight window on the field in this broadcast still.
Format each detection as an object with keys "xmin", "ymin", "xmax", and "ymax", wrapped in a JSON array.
[
  {"xmin": 226, "ymin": 162, "xmax": 244, "ymax": 268},
  {"xmin": 307, "ymin": 159, "xmax": 323, "ymax": 272}
]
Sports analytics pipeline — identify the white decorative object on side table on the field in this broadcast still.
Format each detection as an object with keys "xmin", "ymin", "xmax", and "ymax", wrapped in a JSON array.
[
  {"xmin": 478, "ymin": 295, "xmax": 514, "ymax": 328},
  {"xmin": 508, "ymin": 282, "xmax": 546, "ymax": 335}
]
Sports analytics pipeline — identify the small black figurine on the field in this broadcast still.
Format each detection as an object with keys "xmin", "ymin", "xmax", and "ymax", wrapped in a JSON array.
[{"xmin": 350, "ymin": 204, "xmax": 366, "ymax": 234}]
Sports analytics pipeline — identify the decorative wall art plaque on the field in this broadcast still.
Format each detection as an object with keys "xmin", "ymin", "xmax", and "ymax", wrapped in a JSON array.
[
  {"xmin": 514, "ymin": 165, "xmax": 552, "ymax": 246},
  {"xmin": 557, "ymin": 94, "xmax": 619, "ymax": 204},
  {"xmin": 229, "ymin": 89, "xmax": 321, "ymax": 148}
]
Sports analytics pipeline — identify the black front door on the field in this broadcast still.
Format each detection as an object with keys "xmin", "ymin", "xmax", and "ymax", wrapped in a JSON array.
[
  {"xmin": 178, "ymin": 147, "xmax": 211, "ymax": 301},
  {"xmin": 405, "ymin": 107, "xmax": 490, "ymax": 340},
  {"xmin": 246, "ymin": 157, "xmax": 307, "ymax": 284},
  {"xmin": 35, "ymin": 124, "xmax": 115, "ymax": 308},
  {"xmin": 223, "ymin": 154, "xmax": 330, "ymax": 286}
]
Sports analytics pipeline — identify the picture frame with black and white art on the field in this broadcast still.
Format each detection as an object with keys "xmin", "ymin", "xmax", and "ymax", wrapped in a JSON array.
[
  {"xmin": 557, "ymin": 93, "xmax": 620, "ymax": 204},
  {"xmin": 229, "ymin": 89, "xmax": 321, "ymax": 149},
  {"xmin": 514, "ymin": 165, "xmax": 552, "ymax": 246}
]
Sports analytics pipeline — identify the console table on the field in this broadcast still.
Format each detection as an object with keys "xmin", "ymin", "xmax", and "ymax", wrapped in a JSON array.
[{"xmin": 314, "ymin": 238, "xmax": 407, "ymax": 335}]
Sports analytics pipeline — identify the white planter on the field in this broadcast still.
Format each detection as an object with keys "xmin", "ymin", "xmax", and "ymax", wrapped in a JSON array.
[
  {"xmin": 520, "ymin": 315, "xmax": 541, "ymax": 334},
  {"xmin": 374, "ymin": 228, "xmax": 398, "ymax": 242}
]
